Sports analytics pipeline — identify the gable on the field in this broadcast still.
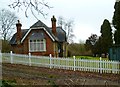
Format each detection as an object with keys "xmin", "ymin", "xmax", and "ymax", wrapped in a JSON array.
[
  {"xmin": 30, "ymin": 20, "xmax": 48, "ymax": 29},
  {"xmin": 21, "ymin": 27, "xmax": 57, "ymax": 43},
  {"xmin": 10, "ymin": 20, "xmax": 66, "ymax": 45},
  {"xmin": 30, "ymin": 31, "xmax": 45, "ymax": 40}
]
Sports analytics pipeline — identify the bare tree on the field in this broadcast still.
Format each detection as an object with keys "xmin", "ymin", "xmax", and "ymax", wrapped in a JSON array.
[
  {"xmin": 8, "ymin": 0, "xmax": 52, "ymax": 19},
  {"xmin": 0, "ymin": 9, "xmax": 17, "ymax": 41},
  {"xmin": 58, "ymin": 16, "xmax": 75, "ymax": 43},
  {"xmin": 57, "ymin": 16, "xmax": 65, "ymax": 28},
  {"xmin": 65, "ymin": 19, "xmax": 74, "ymax": 43}
]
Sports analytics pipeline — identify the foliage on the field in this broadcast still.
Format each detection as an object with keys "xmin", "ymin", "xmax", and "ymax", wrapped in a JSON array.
[
  {"xmin": 85, "ymin": 34, "xmax": 98, "ymax": 56},
  {"xmin": 85, "ymin": 19, "xmax": 113, "ymax": 57},
  {"xmin": 57, "ymin": 16, "xmax": 75, "ymax": 43},
  {"xmin": 100, "ymin": 19, "xmax": 113, "ymax": 55},
  {"xmin": 0, "ymin": 9, "xmax": 17, "ymax": 41},
  {"xmin": 93, "ymin": 37, "xmax": 102, "ymax": 56},
  {"xmin": 2, "ymin": 40, "xmax": 11, "ymax": 53},
  {"xmin": 8, "ymin": 0, "xmax": 52, "ymax": 19},
  {"xmin": 112, "ymin": 1, "xmax": 120, "ymax": 45},
  {"xmin": 68, "ymin": 43, "xmax": 92, "ymax": 57},
  {"xmin": 75, "ymin": 56, "xmax": 109, "ymax": 60},
  {"xmin": 2, "ymin": 79, "xmax": 16, "ymax": 87}
]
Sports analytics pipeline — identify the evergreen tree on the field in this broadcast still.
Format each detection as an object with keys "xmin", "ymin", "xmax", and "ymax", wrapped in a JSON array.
[
  {"xmin": 100, "ymin": 19, "xmax": 113, "ymax": 55},
  {"xmin": 112, "ymin": 1, "xmax": 120, "ymax": 45},
  {"xmin": 85, "ymin": 34, "xmax": 98, "ymax": 56}
]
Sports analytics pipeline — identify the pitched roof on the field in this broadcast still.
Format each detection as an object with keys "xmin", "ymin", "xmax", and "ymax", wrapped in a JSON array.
[
  {"xmin": 10, "ymin": 29, "xmax": 28, "ymax": 44},
  {"xmin": 10, "ymin": 20, "xmax": 66, "ymax": 45},
  {"xmin": 50, "ymin": 27, "xmax": 66, "ymax": 42}
]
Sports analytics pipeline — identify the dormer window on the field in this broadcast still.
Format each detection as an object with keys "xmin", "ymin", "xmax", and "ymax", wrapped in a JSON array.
[{"xmin": 29, "ymin": 31, "xmax": 46, "ymax": 52}]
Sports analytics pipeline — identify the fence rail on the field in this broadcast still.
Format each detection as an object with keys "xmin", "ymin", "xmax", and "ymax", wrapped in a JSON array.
[{"xmin": 1, "ymin": 51, "xmax": 120, "ymax": 74}]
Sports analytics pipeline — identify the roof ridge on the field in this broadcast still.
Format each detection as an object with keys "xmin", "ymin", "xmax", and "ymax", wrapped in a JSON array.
[
  {"xmin": 10, "ymin": 20, "xmax": 66, "ymax": 45},
  {"xmin": 30, "ymin": 20, "xmax": 49, "ymax": 29}
]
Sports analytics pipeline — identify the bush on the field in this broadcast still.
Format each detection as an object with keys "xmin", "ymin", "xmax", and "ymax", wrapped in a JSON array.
[{"xmin": 2, "ymin": 40, "xmax": 11, "ymax": 53}]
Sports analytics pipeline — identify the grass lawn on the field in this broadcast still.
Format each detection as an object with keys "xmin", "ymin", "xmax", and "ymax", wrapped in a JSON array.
[{"xmin": 75, "ymin": 56, "xmax": 109, "ymax": 60}]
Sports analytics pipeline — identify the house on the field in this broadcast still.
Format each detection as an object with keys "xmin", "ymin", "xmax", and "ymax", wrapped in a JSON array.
[
  {"xmin": 109, "ymin": 45, "xmax": 120, "ymax": 61},
  {"xmin": 10, "ymin": 16, "xmax": 67, "ymax": 57}
]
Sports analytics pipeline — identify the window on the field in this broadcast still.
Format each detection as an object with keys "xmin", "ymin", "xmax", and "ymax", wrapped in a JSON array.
[{"xmin": 29, "ymin": 39, "xmax": 46, "ymax": 52}]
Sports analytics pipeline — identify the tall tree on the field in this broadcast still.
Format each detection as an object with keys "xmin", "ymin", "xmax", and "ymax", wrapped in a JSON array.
[
  {"xmin": 100, "ymin": 19, "xmax": 113, "ymax": 54},
  {"xmin": 112, "ymin": 1, "xmax": 120, "ymax": 45},
  {"xmin": 94, "ymin": 36, "xmax": 102, "ymax": 56},
  {"xmin": 58, "ymin": 16, "xmax": 74, "ymax": 43},
  {"xmin": 85, "ymin": 34, "xmax": 98, "ymax": 56},
  {"xmin": 8, "ymin": 0, "xmax": 52, "ymax": 19},
  {"xmin": 0, "ymin": 9, "xmax": 17, "ymax": 41}
]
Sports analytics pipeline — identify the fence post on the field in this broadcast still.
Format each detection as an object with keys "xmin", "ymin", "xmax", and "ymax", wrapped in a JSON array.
[
  {"xmin": 73, "ymin": 56, "xmax": 76, "ymax": 71},
  {"xmin": 10, "ymin": 51, "xmax": 13, "ymax": 64},
  {"xmin": 100, "ymin": 57, "xmax": 102, "ymax": 74},
  {"xmin": 49, "ymin": 54, "xmax": 52, "ymax": 69},
  {"xmin": 29, "ymin": 53, "xmax": 31, "ymax": 66}
]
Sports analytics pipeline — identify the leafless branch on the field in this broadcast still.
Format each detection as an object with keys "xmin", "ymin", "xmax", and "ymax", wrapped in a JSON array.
[
  {"xmin": 0, "ymin": 9, "xmax": 17, "ymax": 40},
  {"xmin": 8, "ymin": 0, "xmax": 52, "ymax": 18},
  {"xmin": 58, "ymin": 16, "xmax": 75, "ymax": 43}
]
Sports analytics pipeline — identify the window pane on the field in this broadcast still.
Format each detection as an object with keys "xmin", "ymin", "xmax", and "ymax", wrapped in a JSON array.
[
  {"xmin": 37, "ymin": 40, "xmax": 40, "ymax": 42},
  {"xmin": 37, "ymin": 42, "xmax": 40, "ymax": 51},
  {"xmin": 30, "ymin": 41, "xmax": 34, "ymax": 51},
  {"xmin": 29, "ymin": 39, "xmax": 46, "ymax": 52},
  {"xmin": 41, "ymin": 43, "xmax": 44, "ymax": 51},
  {"xmin": 34, "ymin": 42, "xmax": 36, "ymax": 51}
]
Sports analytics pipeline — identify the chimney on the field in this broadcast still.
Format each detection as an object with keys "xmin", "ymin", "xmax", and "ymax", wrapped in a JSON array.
[
  {"xmin": 51, "ymin": 15, "xmax": 57, "ymax": 36},
  {"xmin": 16, "ymin": 20, "xmax": 22, "ymax": 44}
]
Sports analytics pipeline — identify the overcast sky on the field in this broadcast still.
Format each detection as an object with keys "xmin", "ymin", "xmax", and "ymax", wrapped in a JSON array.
[{"xmin": 0, "ymin": 0, "xmax": 116, "ymax": 43}]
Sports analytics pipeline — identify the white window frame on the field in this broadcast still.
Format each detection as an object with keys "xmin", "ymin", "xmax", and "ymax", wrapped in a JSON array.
[{"xmin": 29, "ymin": 39, "xmax": 46, "ymax": 52}]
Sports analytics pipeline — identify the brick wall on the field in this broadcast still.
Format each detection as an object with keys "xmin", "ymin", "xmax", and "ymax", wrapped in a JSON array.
[{"xmin": 11, "ymin": 29, "xmax": 57, "ymax": 57}]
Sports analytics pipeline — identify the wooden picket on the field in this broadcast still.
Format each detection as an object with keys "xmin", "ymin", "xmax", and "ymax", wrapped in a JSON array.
[{"xmin": 1, "ymin": 51, "xmax": 120, "ymax": 74}]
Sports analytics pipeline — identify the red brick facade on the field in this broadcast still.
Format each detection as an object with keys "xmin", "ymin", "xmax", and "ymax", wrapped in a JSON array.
[
  {"xmin": 10, "ymin": 16, "xmax": 67, "ymax": 57},
  {"xmin": 11, "ymin": 29, "xmax": 58, "ymax": 57}
]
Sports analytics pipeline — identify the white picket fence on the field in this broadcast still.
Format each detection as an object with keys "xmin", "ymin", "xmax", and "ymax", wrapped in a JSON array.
[{"xmin": 1, "ymin": 51, "xmax": 120, "ymax": 74}]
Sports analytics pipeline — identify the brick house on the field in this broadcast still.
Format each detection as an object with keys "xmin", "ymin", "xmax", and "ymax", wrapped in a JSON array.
[{"xmin": 10, "ymin": 16, "xmax": 67, "ymax": 57}]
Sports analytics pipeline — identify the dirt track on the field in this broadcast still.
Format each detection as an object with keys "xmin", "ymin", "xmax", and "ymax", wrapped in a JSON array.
[{"xmin": 2, "ymin": 63, "xmax": 120, "ymax": 86}]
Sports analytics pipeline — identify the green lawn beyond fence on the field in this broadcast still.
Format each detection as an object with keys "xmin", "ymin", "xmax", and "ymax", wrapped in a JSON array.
[{"xmin": 1, "ymin": 52, "xmax": 120, "ymax": 74}]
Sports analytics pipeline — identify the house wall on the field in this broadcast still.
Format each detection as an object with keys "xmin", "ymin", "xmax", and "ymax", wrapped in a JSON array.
[
  {"xmin": 11, "ymin": 29, "xmax": 58, "ymax": 56},
  {"xmin": 10, "ymin": 44, "xmax": 23, "ymax": 54}
]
